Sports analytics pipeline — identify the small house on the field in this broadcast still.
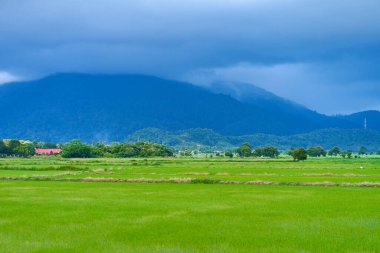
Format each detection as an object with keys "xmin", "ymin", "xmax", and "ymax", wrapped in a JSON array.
[{"xmin": 35, "ymin": 148, "xmax": 62, "ymax": 155}]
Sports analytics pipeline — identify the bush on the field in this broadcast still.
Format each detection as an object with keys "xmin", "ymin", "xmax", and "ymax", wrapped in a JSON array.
[{"xmin": 191, "ymin": 178, "xmax": 221, "ymax": 184}]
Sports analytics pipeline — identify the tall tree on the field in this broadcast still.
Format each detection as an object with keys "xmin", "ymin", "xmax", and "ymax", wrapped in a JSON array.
[
  {"xmin": 0, "ymin": 140, "xmax": 8, "ymax": 156},
  {"xmin": 224, "ymin": 150, "xmax": 233, "ymax": 158},
  {"xmin": 358, "ymin": 146, "xmax": 367, "ymax": 155},
  {"xmin": 290, "ymin": 148, "xmax": 308, "ymax": 161},
  {"xmin": 61, "ymin": 140, "xmax": 94, "ymax": 158},
  {"xmin": 253, "ymin": 146, "xmax": 279, "ymax": 158},
  {"xmin": 307, "ymin": 146, "xmax": 326, "ymax": 157},
  {"xmin": 236, "ymin": 143, "xmax": 252, "ymax": 157},
  {"xmin": 328, "ymin": 146, "xmax": 340, "ymax": 156}
]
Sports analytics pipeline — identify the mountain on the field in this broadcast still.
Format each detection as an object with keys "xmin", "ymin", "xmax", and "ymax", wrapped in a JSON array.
[
  {"xmin": 207, "ymin": 81, "xmax": 322, "ymax": 116},
  {"xmin": 339, "ymin": 110, "xmax": 380, "ymax": 131},
  {"xmin": 126, "ymin": 128, "xmax": 380, "ymax": 152},
  {"xmin": 0, "ymin": 73, "xmax": 368, "ymax": 142}
]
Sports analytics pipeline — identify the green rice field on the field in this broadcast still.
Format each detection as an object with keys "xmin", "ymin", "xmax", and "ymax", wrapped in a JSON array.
[{"xmin": 0, "ymin": 157, "xmax": 379, "ymax": 252}]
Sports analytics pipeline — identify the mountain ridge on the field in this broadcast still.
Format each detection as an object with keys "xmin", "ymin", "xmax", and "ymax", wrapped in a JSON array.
[{"xmin": 0, "ymin": 73, "xmax": 377, "ymax": 142}]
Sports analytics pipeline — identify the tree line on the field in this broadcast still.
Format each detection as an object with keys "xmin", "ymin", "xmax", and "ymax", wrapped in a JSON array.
[
  {"xmin": 0, "ymin": 139, "xmax": 378, "ymax": 159},
  {"xmin": 0, "ymin": 140, "xmax": 36, "ymax": 157},
  {"xmin": 0, "ymin": 139, "xmax": 173, "ymax": 158},
  {"xmin": 60, "ymin": 140, "xmax": 173, "ymax": 158},
  {"xmin": 232, "ymin": 143, "xmax": 376, "ymax": 161}
]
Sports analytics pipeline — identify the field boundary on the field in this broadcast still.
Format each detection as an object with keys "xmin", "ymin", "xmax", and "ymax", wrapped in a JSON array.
[{"xmin": 1, "ymin": 176, "xmax": 380, "ymax": 188}]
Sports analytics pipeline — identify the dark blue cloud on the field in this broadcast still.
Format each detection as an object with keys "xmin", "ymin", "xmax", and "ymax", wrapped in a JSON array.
[{"xmin": 0, "ymin": 0, "xmax": 379, "ymax": 113}]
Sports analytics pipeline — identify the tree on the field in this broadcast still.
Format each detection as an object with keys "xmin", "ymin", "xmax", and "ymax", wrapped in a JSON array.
[
  {"xmin": 287, "ymin": 148, "xmax": 295, "ymax": 156},
  {"xmin": 253, "ymin": 146, "xmax": 279, "ymax": 158},
  {"xmin": 7, "ymin": 140, "xmax": 21, "ymax": 155},
  {"xmin": 0, "ymin": 140, "xmax": 36, "ymax": 157},
  {"xmin": 358, "ymin": 146, "xmax": 367, "ymax": 155},
  {"xmin": 14, "ymin": 143, "xmax": 35, "ymax": 157},
  {"xmin": 377, "ymin": 150, "xmax": 380, "ymax": 155},
  {"xmin": 110, "ymin": 143, "xmax": 138, "ymax": 157},
  {"xmin": 341, "ymin": 150, "xmax": 353, "ymax": 159},
  {"xmin": 307, "ymin": 146, "xmax": 326, "ymax": 157},
  {"xmin": 328, "ymin": 146, "xmax": 340, "ymax": 156},
  {"xmin": 224, "ymin": 150, "xmax": 233, "ymax": 158},
  {"xmin": 236, "ymin": 143, "xmax": 252, "ymax": 157},
  {"xmin": 290, "ymin": 147, "xmax": 307, "ymax": 161},
  {"xmin": 0, "ymin": 140, "xmax": 8, "ymax": 157},
  {"xmin": 61, "ymin": 140, "xmax": 95, "ymax": 158},
  {"xmin": 36, "ymin": 141, "xmax": 59, "ymax": 149},
  {"xmin": 133, "ymin": 142, "xmax": 173, "ymax": 157},
  {"xmin": 0, "ymin": 140, "xmax": 7, "ymax": 152},
  {"xmin": 179, "ymin": 151, "xmax": 192, "ymax": 157}
]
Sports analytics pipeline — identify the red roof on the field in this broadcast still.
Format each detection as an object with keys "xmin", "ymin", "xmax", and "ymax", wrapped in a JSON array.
[{"xmin": 35, "ymin": 148, "xmax": 62, "ymax": 154}]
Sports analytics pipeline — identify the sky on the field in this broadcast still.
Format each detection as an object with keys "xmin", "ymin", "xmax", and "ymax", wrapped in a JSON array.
[{"xmin": 0, "ymin": 0, "xmax": 379, "ymax": 114}]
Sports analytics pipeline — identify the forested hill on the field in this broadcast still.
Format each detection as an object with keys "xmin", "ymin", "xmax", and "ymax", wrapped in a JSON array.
[
  {"xmin": 126, "ymin": 128, "xmax": 380, "ymax": 152},
  {"xmin": 0, "ymin": 73, "xmax": 375, "ymax": 142},
  {"xmin": 339, "ymin": 110, "xmax": 380, "ymax": 131}
]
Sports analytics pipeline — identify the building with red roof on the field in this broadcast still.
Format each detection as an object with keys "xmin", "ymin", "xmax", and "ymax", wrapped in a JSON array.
[{"xmin": 35, "ymin": 148, "xmax": 62, "ymax": 155}]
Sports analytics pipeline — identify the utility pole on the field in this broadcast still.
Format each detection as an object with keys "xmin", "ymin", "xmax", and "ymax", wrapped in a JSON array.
[{"xmin": 364, "ymin": 117, "xmax": 367, "ymax": 130}]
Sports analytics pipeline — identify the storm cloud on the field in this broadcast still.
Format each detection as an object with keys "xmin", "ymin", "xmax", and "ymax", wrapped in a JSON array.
[{"xmin": 0, "ymin": 0, "xmax": 379, "ymax": 114}]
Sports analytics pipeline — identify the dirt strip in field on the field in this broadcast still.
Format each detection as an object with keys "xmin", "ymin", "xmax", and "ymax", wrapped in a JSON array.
[{"xmin": 1, "ymin": 176, "xmax": 380, "ymax": 187}]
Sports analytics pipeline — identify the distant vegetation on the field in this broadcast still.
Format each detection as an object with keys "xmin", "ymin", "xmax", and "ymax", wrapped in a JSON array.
[
  {"xmin": 236, "ymin": 143, "xmax": 280, "ymax": 158},
  {"xmin": 0, "ymin": 140, "xmax": 35, "ymax": 157},
  {"xmin": 1, "ymin": 137, "xmax": 377, "ymax": 162},
  {"xmin": 0, "ymin": 139, "xmax": 173, "ymax": 158},
  {"xmin": 126, "ymin": 128, "xmax": 380, "ymax": 152},
  {"xmin": 232, "ymin": 144, "xmax": 358, "ymax": 161},
  {"xmin": 4, "ymin": 127, "xmax": 376, "ymax": 156},
  {"xmin": 62, "ymin": 140, "xmax": 174, "ymax": 158}
]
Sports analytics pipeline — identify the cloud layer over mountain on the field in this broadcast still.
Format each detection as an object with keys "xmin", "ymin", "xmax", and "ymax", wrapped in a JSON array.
[{"xmin": 0, "ymin": 0, "xmax": 379, "ymax": 113}]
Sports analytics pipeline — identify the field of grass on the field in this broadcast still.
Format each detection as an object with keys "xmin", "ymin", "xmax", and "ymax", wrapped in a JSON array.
[
  {"xmin": 0, "ymin": 157, "xmax": 379, "ymax": 252},
  {"xmin": 1, "ymin": 156, "xmax": 380, "ymax": 185}
]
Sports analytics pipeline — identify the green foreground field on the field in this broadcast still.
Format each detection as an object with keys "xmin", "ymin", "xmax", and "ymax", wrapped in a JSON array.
[
  {"xmin": 0, "ymin": 157, "xmax": 379, "ymax": 252},
  {"xmin": 1, "ymin": 157, "xmax": 380, "ymax": 185}
]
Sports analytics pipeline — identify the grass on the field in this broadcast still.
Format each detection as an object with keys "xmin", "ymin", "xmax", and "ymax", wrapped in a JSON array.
[
  {"xmin": 1, "ymin": 157, "xmax": 379, "ymax": 184},
  {"xmin": 0, "ymin": 157, "xmax": 379, "ymax": 252}
]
